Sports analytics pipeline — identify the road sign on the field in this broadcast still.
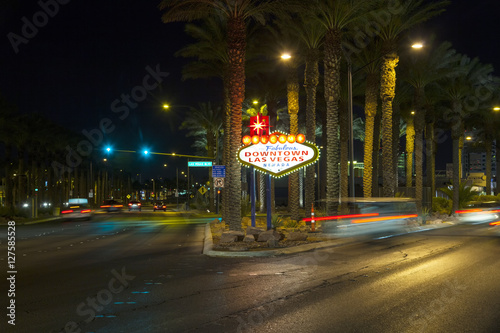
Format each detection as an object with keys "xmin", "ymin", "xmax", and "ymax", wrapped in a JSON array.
[
  {"xmin": 198, "ymin": 186, "xmax": 207, "ymax": 195},
  {"xmin": 212, "ymin": 165, "xmax": 226, "ymax": 178},
  {"xmin": 214, "ymin": 177, "xmax": 224, "ymax": 188},
  {"xmin": 188, "ymin": 161, "xmax": 213, "ymax": 167},
  {"xmin": 126, "ymin": 194, "xmax": 131, "ymax": 199}
]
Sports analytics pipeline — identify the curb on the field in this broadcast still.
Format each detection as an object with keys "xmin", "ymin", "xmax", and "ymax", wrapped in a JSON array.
[
  {"xmin": 203, "ymin": 223, "xmax": 356, "ymax": 257},
  {"xmin": 202, "ymin": 221, "xmax": 457, "ymax": 258}
]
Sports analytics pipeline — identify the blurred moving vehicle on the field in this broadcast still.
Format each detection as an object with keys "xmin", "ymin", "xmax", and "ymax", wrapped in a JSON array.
[
  {"xmin": 489, "ymin": 220, "xmax": 500, "ymax": 236},
  {"xmin": 153, "ymin": 202, "xmax": 167, "ymax": 211},
  {"xmin": 456, "ymin": 201, "xmax": 500, "ymax": 224},
  {"xmin": 309, "ymin": 198, "xmax": 419, "ymax": 237},
  {"xmin": 128, "ymin": 200, "xmax": 142, "ymax": 211},
  {"xmin": 61, "ymin": 198, "xmax": 92, "ymax": 221},
  {"xmin": 100, "ymin": 199, "xmax": 123, "ymax": 212}
]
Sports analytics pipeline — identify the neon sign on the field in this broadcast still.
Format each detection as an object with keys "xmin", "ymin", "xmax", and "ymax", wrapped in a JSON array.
[{"xmin": 238, "ymin": 132, "xmax": 320, "ymax": 178}]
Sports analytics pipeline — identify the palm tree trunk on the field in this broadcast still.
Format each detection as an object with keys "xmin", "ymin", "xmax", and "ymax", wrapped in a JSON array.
[
  {"xmin": 406, "ymin": 116, "xmax": 415, "ymax": 188},
  {"xmin": 392, "ymin": 108, "xmax": 400, "ymax": 189},
  {"xmin": 451, "ymin": 106, "xmax": 462, "ymax": 213},
  {"xmin": 380, "ymin": 53, "xmax": 399, "ymax": 197},
  {"xmin": 226, "ymin": 17, "xmax": 245, "ymax": 230},
  {"xmin": 415, "ymin": 112, "xmax": 425, "ymax": 210},
  {"xmin": 324, "ymin": 29, "xmax": 341, "ymax": 214},
  {"xmin": 363, "ymin": 73, "xmax": 378, "ymax": 198},
  {"xmin": 425, "ymin": 121, "xmax": 436, "ymax": 197},
  {"xmin": 340, "ymin": 102, "xmax": 349, "ymax": 200},
  {"xmin": 304, "ymin": 51, "xmax": 319, "ymax": 216},
  {"xmin": 222, "ymin": 81, "xmax": 231, "ymax": 224},
  {"xmin": 287, "ymin": 63, "xmax": 300, "ymax": 222},
  {"xmin": 485, "ymin": 140, "xmax": 492, "ymax": 195},
  {"xmin": 207, "ymin": 130, "xmax": 216, "ymax": 212},
  {"xmin": 372, "ymin": 109, "xmax": 382, "ymax": 196},
  {"xmin": 496, "ymin": 138, "xmax": 500, "ymax": 195},
  {"xmin": 452, "ymin": 137, "xmax": 460, "ymax": 213}
]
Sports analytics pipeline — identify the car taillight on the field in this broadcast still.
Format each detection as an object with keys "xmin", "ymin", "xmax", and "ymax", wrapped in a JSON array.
[
  {"xmin": 128, "ymin": 203, "xmax": 132, "ymax": 206},
  {"xmin": 138, "ymin": 203, "xmax": 141, "ymax": 206},
  {"xmin": 61, "ymin": 210, "xmax": 73, "ymax": 214}
]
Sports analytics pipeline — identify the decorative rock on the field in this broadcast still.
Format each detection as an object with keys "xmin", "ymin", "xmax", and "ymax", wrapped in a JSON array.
[
  {"xmin": 243, "ymin": 235, "xmax": 255, "ymax": 242},
  {"xmin": 220, "ymin": 233, "xmax": 237, "ymax": 243},
  {"xmin": 287, "ymin": 232, "xmax": 308, "ymax": 241},
  {"xmin": 246, "ymin": 226, "xmax": 264, "ymax": 239},
  {"xmin": 220, "ymin": 231, "xmax": 244, "ymax": 243},
  {"xmin": 257, "ymin": 229, "xmax": 280, "ymax": 242}
]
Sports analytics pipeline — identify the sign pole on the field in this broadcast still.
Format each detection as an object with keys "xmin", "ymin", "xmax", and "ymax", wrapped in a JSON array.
[
  {"xmin": 187, "ymin": 159, "xmax": 190, "ymax": 210},
  {"xmin": 266, "ymin": 173, "xmax": 272, "ymax": 230},
  {"xmin": 250, "ymin": 166, "xmax": 256, "ymax": 227}
]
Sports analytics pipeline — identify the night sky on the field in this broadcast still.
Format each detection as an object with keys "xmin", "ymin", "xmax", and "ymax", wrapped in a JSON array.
[{"xmin": 0, "ymin": 0, "xmax": 499, "ymax": 180}]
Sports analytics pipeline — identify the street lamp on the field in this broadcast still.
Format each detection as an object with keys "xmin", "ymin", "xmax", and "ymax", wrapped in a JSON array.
[{"xmin": 281, "ymin": 53, "xmax": 291, "ymax": 60}]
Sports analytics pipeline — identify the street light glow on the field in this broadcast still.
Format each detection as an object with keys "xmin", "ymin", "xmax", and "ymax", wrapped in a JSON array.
[
  {"xmin": 163, "ymin": 104, "xmax": 170, "ymax": 109},
  {"xmin": 493, "ymin": 106, "xmax": 500, "ymax": 111},
  {"xmin": 281, "ymin": 53, "xmax": 291, "ymax": 60},
  {"xmin": 412, "ymin": 43, "xmax": 423, "ymax": 49}
]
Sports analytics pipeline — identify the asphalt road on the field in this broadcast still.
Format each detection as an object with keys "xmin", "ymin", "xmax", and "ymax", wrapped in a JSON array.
[{"xmin": 1, "ymin": 214, "xmax": 499, "ymax": 333}]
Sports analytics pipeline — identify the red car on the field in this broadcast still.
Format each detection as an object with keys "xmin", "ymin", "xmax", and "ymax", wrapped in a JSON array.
[{"xmin": 154, "ymin": 202, "xmax": 166, "ymax": 212}]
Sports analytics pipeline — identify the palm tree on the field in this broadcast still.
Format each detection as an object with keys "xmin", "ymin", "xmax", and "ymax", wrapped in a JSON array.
[
  {"xmin": 440, "ymin": 55, "xmax": 494, "ymax": 213},
  {"xmin": 312, "ymin": 0, "xmax": 371, "ymax": 214},
  {"xmin": 377, "ymin": 0, "xmax": 448, "ymax": 197},
  {"xmin": 175, "ymin": 17, "xmax": 231, "ymax": 222},
  {"xmin": 400, "ymin": 40, "xmax": 459, "ymax": 208},
  {"xmin": 160, "ymin": 0, "xmax": 281, "ymax": 230},
  {"xmin": 351, "ymin": 43, "xmax": 383, "ymax": 198},
  {"xmin": 180, "ymin": 103, "xmax": 223, "ymax": 212},
  {"xmin": 274, "ymin": 9, "xmax": 325, "ymax": 216}
]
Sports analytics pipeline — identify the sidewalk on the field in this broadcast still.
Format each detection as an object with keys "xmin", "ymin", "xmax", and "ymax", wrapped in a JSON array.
[{"xmin": 203, "ymin": 219, "xmax": 456, "ymax": 258}]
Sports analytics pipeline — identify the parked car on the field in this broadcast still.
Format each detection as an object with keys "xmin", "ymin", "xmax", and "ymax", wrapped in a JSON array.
[
  {"xmin": 153, "ymin": 202, "xmax": 167, "ymax": 212},
  {"xmin": 100, "ymin": 199, "xmax": 123, "ymax": 212},
  {"xmin": 128, "ymin": 200, "xmax": 142, "ymax": 211},
  {"xmin": 61, "ymin": 198, "xmax": 92, "ymax": 221}
]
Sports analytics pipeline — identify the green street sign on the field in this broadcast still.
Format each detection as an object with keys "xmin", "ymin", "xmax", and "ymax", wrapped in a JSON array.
[{"xmin": 188, "ymin": 161, "xmax": 212, "ymax": 167}]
